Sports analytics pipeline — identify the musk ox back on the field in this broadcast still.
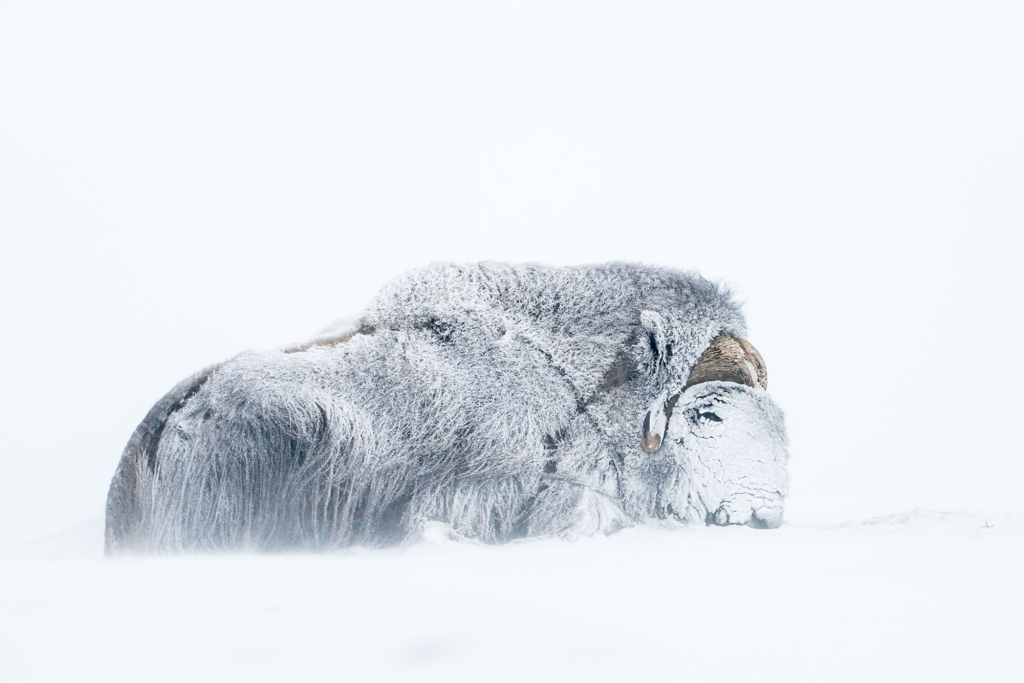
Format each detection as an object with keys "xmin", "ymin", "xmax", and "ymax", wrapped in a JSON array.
[{"xmin": 105, "ymin": 262, "xmax": 789, "ymax": 553}]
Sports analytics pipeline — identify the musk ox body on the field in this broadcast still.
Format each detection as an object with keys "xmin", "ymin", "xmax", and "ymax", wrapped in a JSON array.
[{"xmin": 105, "ymin": 262, "xmax": 789, "ymax": 553}]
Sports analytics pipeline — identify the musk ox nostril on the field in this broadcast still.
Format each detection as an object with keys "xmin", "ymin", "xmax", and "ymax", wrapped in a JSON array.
[
  {"xmin": 705, "ymin": 508, "xmax": 731, "ymax": 526},
  {"xmin": 747, "ymin": 515, "xmax": 771, "ymax": 530},
  {"xmin": 748, "ymin": 509, "xmax": 783, "ymax": 529}
]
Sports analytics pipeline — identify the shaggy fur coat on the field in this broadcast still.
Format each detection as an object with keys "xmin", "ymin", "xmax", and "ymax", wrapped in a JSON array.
[{"xmin": 105, "ymin": 262, "xmax": 788, "ymax": 552}]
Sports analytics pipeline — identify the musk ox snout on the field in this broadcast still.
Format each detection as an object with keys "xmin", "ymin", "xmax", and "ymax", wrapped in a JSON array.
[
  {"xmin": 667, "ymin": 381, "xmax": 790, "ymax": 529},
  {"xmin": 706, "ymin": 495, "xmax": 786, "ymax": 529}
]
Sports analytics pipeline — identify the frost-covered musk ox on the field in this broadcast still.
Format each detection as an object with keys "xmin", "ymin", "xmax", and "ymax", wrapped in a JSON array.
[{"xmin": 105, "ymin": 262, "xmax": 789, "ymax": 553}]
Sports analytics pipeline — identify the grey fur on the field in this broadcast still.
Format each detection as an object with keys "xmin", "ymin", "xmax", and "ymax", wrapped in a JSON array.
[{"xmin": 105, "ymin": 262, "xmax": 789, "ymax": 553}]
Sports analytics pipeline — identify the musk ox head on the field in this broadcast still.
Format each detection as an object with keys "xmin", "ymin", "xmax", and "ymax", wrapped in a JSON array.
[
  {"xmin": 626, "ymin": 323, "xmax": 789, "ymax": 529},
  {"xmin": 664, "ymin": 381, "xmax": 789, "ymax": 528}
]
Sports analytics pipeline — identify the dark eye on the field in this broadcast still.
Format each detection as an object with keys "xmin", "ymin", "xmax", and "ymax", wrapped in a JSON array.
[{"xmin": 698, "ymin": 411, "xmax": 722, "ymax": 422}]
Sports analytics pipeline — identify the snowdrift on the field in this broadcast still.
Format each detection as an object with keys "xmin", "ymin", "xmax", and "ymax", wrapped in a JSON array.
[{"xmin": 2, "ymin": 510, "xmax": 1022, "ymax": 682}]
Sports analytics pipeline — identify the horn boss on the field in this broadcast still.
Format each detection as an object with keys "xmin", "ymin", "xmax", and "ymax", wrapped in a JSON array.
[{"xmin": 641, "ymin": 334, "xmax": 767, "ymax": 452}]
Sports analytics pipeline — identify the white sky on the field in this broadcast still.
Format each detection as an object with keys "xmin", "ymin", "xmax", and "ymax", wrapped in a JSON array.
[{"xmin": 1, "ymin": 1, "xmax": 1022, "ymax": 548}]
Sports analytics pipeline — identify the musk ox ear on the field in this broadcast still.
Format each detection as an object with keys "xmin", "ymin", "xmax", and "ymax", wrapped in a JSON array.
[
  {"xmin": 638, "ymin": 311, "xmax": 673, "ymax": 453},
  {"xmin": 639, "ymin": 310, "xmax": 671, "ymax": 374},
  {"xmin": 684, "ymin": 334, "xmax": 767, "ymax": 391}
]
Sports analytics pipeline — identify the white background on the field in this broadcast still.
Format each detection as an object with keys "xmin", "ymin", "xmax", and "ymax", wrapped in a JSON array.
[{"xmin": 1, "ymin": 0, "xmax": 1022, "ymax": 549}]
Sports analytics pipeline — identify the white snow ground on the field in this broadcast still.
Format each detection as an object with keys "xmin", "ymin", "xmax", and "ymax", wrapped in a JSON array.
[{"xmin": 2, "ymin": 511, "xmax": 1021, "ymax": 682}]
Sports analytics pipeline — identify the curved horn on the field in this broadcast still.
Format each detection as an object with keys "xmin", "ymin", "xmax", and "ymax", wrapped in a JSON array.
[
  {"xmin": 641, "ymin": 393, "xmax": 679, "ymax": 453},
  {"xmin": 684, "ymin": 334, "xmax": 767, "ymax": 390},
  {"xmin": 641, "ymin": 410, "xmax": 662, "ymax": 452}
]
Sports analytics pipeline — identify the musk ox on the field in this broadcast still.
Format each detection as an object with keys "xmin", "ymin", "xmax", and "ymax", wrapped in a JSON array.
[{"xmin": 105, "ymin": 262, "xmax": 789, "ymax": 553}]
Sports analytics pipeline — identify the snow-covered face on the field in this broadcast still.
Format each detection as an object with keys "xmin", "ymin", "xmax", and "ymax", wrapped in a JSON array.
[{"xmin": 667, "ymin": 382, "xmax": 789, "ymax": 528}]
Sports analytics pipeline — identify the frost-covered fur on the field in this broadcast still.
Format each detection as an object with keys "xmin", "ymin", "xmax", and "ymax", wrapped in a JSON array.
[{"xmin": 105, "ymin": 262, "xmax": 789, "ymax": 553}]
